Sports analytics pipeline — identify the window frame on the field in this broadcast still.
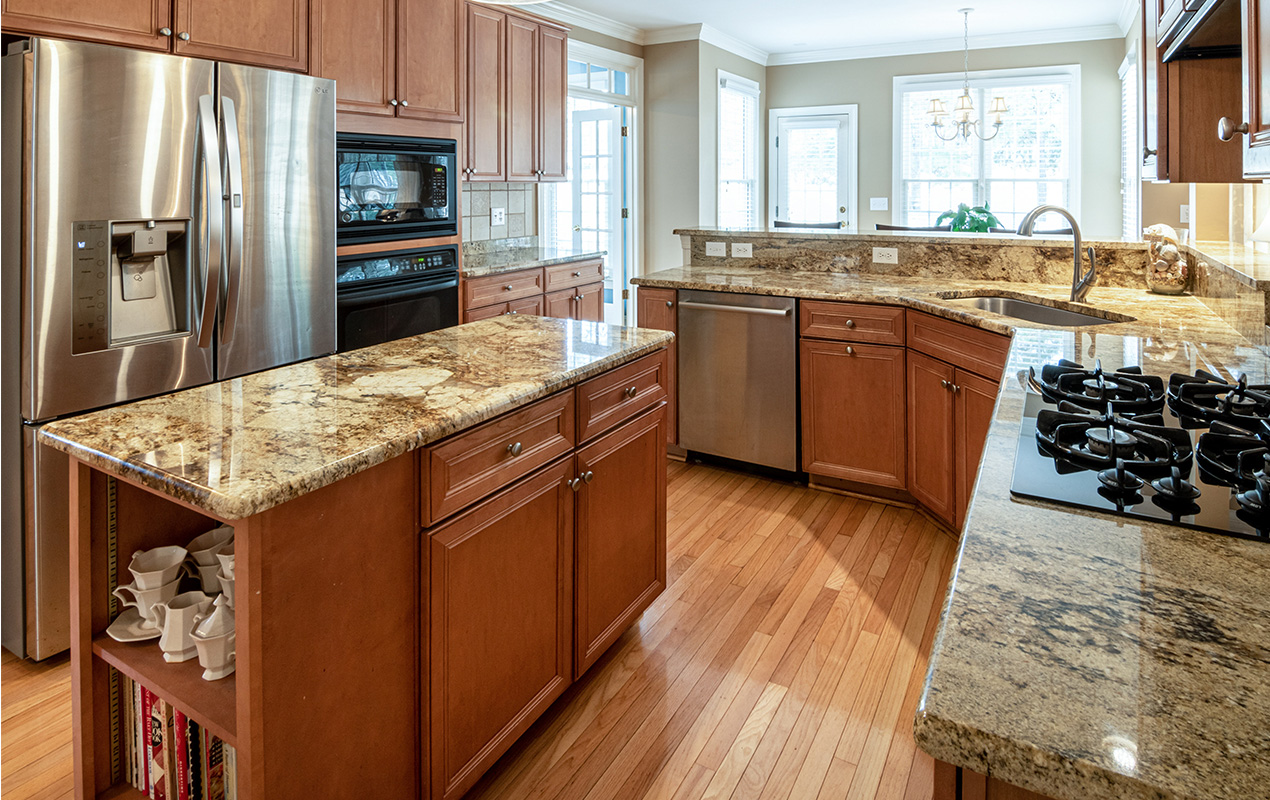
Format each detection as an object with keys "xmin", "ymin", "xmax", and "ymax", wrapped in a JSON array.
[
  {"xmin": 717, "ymin": 69, "xmax": 762, "ymax": 229},
  {"xmin": 891, "ymin": 65, "xmax": 1082, "ymax": 228}
]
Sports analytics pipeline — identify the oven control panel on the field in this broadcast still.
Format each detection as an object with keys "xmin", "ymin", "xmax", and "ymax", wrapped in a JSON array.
[{"xmin": 336, "ymin": 246, "xmax": 457, "ymax": 286}]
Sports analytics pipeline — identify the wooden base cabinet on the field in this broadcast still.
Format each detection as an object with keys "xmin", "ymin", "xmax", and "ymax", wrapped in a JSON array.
[
  {"xmin": 636, "ymin": 287, "xmax": 678, "ymax": 446},
  {"xmin": 574, "ymin": 405, "xmax": 667, "ymax": 676},
  {"xmin": 545, "ymin": 283, "xmax": 603, "ymax": 322},
  {"xmin": 907, "ymin": 351, "xmax": 958, "ymax": 524},
  {"xmin": 429, "ymin": 460, "xmax": 574, "ymax": 800},
  {"xmin": 935, "ymin": 760, "xmax": 1055, "ymax": 800}
]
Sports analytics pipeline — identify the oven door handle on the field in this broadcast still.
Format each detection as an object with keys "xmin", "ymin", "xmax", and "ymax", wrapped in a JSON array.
[{"xmin": 336, "ymin": 275, "xmax": 459, "ymax": 307}]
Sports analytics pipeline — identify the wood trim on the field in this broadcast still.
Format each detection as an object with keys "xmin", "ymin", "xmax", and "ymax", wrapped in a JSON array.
[{"xmin": 69, "ymin": 459, "xmax": 97, "ymax": 800}]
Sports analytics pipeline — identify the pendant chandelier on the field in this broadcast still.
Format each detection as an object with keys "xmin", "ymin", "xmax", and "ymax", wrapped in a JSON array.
[{"xmin": 927, "ymin": 8, "xmax": 1008, "ymax": 142}]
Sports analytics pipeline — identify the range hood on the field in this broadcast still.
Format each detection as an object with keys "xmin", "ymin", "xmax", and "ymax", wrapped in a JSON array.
[{"xmin": 1160, "ymin": 0, "xmax": 1242, "ymax": 62}]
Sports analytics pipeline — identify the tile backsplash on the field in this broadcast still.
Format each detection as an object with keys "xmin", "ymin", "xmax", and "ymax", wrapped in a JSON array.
[{"xmin": 462, "ymin": 182, "xmax": 538, "ymax": 243}]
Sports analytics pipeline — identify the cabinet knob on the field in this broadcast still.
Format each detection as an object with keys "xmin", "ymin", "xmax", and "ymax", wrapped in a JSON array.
[
  {"xmin": 952, "ymin": 384, "xmax": 961, "ymax": 393},
  {"xmin": 941, "ymin": 379, "xmax": 950, "ymax": 390},
  {"xmin": 572, "ymin": 271, "xmax": 581, "ymax": 277},
  {"xmin": 666, "ymin": 300, "xmax": 674, "ymax": 308},
  {"xmin": 846, "ymin": 346, "xmax": 854, "ymax": 355},
  {"xmin": 504, "ymin": 310, "xmax": 518, "ymax": 315},
  {"xmin": 844, "ymin": 319, "xmax": 855, "ymax": 328},
  {"xmin": 567, "ymin": 477, "xmax": 582, "ymax": 491},
  {"xmin": 624, "ymin": 386, "xmax": 638, "ymax": 399},
  {"xmin": 401, "ymin": 100, "xmax": 409, "ymax": 107},
  {"xmin": 575, "ymin": 294, "xmax": 582, "ymax": 302},
  {"xmin": 159, "ymin": 27, "xmax": 172, "ymax": 36},
  {"xmin": 507, "ymin": 442, "xmax": 523, "ymax": 457},
  {"xmin": 178, "ymin": 31, "xmax": 190, "ymax": 41},
  {"xmin": 503, "ymin": 284, "xmax": 513, "ymax": 291},
  {"xmin": 1218, "ymin": 117, "xmax": 1250, "ymax": 142},
  {"xmin": 583, "ymin": 470, "xmax": 595, "ymax": 484},
  {"xmin": 389, "ymin": 98, "xmax": 399, "ymax": 107}
]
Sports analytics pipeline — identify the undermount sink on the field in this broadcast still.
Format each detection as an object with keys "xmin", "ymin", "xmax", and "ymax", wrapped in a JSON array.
[{"xmin": 944, "ymin": 295, "xmax": 1133, "ymax": 327}]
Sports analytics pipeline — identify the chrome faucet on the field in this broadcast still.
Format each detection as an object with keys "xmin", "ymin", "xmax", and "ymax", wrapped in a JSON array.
[{"xmin": 1016, "ymin": 204, "xmax": 1096, "ymax": 303}]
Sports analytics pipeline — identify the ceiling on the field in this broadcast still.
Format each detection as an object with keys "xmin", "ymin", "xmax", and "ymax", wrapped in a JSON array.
[{"xmin": 537, "ymin": 0, "xmax": 1136, "ymax": 63}]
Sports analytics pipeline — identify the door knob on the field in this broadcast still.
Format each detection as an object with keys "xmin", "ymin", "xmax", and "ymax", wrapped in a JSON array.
[
  {"xmin": 178, "ymin": 31, "xmax": 190, "ymax": 41},
  {"xmin": 1218, "ymin": 117, "xmax": 1250, "ymax": 142},
  {"xmin": 159, "ymin": 27, "xmax": 172, "ymax": 36},
  {"xmin": 839, "ymin": 206, "xmax": 846, "ymax": 213}
]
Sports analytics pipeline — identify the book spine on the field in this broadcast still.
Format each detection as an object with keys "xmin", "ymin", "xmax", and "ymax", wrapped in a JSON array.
[
  {"xmin": 141, "ymin": 688, "xmax": 153, "ymax": 797},
  {"xmin": 121, "ymin": 679, "xmax": 133, "ymax": 790},
  {"xmin": 133, "ymin": 680, "xmax": 143, "ymax": 790},
  {"xmin": 223, "ymin": 745, "xmax": 236, "ymax": 800},
  {"xmin": 206, "ymin": 735, "xmax": 225, "ymax": 800},
  {"xmin": 151, "ymin": 697, "xmax": 167, "ymax": 800},
  {"xmin": 174, "ymin": 709, "xmax": 189, "ymax": 800},
  {"xmin": 186, "ymin": 719, "xmax": 204, "ymax": 800}
]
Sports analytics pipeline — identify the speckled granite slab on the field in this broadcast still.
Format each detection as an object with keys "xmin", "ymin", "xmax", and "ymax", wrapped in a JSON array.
[
  {"xmin": 461, "ymin": 247, "xmax": 606, "ymax": 278},
  {"xmin": 634, "ymin": 264, "xmax": 1270, "ymax": 800},
  {"xmin": 38, "ymin": 316, "xmax": 672, "ymax": 520}
]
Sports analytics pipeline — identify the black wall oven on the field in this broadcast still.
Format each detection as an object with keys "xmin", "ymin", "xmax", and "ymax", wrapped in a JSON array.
[
  {"xmin": 336, "ymin": 245, "xmax": 459, "ymax": 352},
  {"xmin": 336, "ymin": 134, "xmax": 458, "ymax": 244}
]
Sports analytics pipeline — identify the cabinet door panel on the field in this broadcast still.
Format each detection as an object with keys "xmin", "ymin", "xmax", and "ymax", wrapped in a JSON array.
[
  {"xmin": 576, "ymin": 282, "xmax": 604, "ymax": 322},
  {"xmin": 538, "ymin": 25, "xmax": 569, "ymax": 180},
  {"xmin": 506, "ymin": 16, "xmax": 540, "ymax": 181},
  {"xmin": 575, "ymin": 406, "xmax": 667, "ymax": 676},
  {"xmin": 466, "ymin": 4, "xmax": 506, "ymax": 180},
  {"xmin": 310, "ymin": 0, "xmax": 396, "ymax": 116},
  {"xmin": 955, "ymin": 368, "xmax": 999, "ymax": 529},
  {"xmin": 544, "ymin": 288, "xmax": 577, "ymax": 320},
  {"xmin": 907, "ymin": 351, "xmax": 956, "ymax": 526},
  {"xmin": 399, "ymin": 0, "xmax": 465, "ymax": 122},
  {"xmin": 174, "ymin": 0, "xmax": 308, "ymax": 71},
  {"xmin": 429, "ymin": 460, "xmax": 573, "ymax": 800},
  {"xmin": 636, "ymin": 288, "xmax": 678, "ymax": 445},
  {"xmin": 801, "ymin": 340, "xmax": 906, "ymax": 489},
  {"xmin": 1, "ymin": 0, "xmax": 170, "ymax": 51},
  {"xmin": 1245, "ymin": 0, "xmax": 1270, "ymax": 177}
]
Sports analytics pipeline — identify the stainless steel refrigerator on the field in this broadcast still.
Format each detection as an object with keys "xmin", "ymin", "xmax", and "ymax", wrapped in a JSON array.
[{"xmin": 1, "ymin": 38, "xmax": 337, "ymax": 659}]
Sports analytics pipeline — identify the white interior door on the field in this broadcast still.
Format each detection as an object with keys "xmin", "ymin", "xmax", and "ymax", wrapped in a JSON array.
[{"xmin": 769, "ymin": 106, "xmax": 858, "ymax": 228}]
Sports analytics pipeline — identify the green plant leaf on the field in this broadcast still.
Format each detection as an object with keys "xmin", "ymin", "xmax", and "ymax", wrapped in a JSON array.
[
  {"xmin": 935, "ymin": 210, "xmax": 955, "ymax": 225},
  {"xmin": 953, "ymin": 208, "xmax": 969, "ymax": 230}
]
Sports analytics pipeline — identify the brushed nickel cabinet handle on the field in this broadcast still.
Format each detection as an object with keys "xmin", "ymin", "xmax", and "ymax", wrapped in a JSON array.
[
  {"xmin": 389, "ymin": 99, "xmax": 399, "ymax": 106},
  {"xmin": 846, "ymin": 346, "xmax": 854, "ymax": 355},
  {"xmin": 665, "ymin": 300, "xmax": 673, "ymax": 308},
  {"xmin": 1218, "ymin": 117, "xmax": 1250, "ymax": 142},
  {"xmin": 567, "ymin": 478, "xmax": 582, "ymax": 491},
  {"xmin": 401, "ymin": 100, "xmax": 409, "ymax": 107},
  {"xmin": 941, "ymin": 379, "xmax": 950, "ymax": 390},
  {"xmin": 624, "ymin": 386, "xmax": 638, "ymax": 399},
  {"xmin": 159, "ymin": 27, "xmax": 172, "ymax": 36},
  {"xmin": 572, "ymin": 271, "xmax": 581, "ymax": 277},
  {"xmin": 845, "ymin": 319, "xmax": 855, "ymax": 328},
  {"xmin": 583, "ymin": 470, "xmax": 594, "ymax": 484},
  {"xmin": 178, "ymin": 31, "xmax": 190, "ymax": 41},
  {"xmin": 503, "ymin": 284, "xmax": 513, "ymax": 291},
  {"xmin": 507, "ymin": 442, "xmax": 523, "ymax": 457}
]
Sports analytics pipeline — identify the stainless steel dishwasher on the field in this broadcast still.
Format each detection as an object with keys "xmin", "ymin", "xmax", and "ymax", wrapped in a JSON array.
[{"xmin": 677, "ymin": 290, "xmax": 798, "ymax": 471}]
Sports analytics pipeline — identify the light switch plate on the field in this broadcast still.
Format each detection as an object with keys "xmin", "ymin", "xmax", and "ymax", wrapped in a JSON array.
[
  {"xmin": 706, "ymin": 241, "xmax": 727, "ymax": 256},
  {"xmin": 869, "ymin": 197, "xmax": 889, "ymax": 211},
  {"xmin": 1179, "ymin": 204, "xmax": 1190, "ymax": 224},
  {"xmin": 491, "ymin": 207, "xmax": 506, "ymax": 226},
  {"xmin": 872, "ymin": 247, "xmax": 899, "ymax": 265},
  {"xmin": 731, "ymin": 242, "xmax": 753, "ymax": 258}
]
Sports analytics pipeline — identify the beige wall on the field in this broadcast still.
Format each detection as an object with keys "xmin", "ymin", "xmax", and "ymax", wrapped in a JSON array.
[
  {"xmin": 697, "ymin": 43, "xmax": 767, "ymax": 227},
  {"xmin": 645, "ymin": 41, "xmax": 701, "ymax": 271},
  {"xmin": 567, "ymin": 25, "xmax": 644, "ymax": 59},
  {"xmin": 765, "ymin": 39, "xmax": 1127, "ymax": 238}
]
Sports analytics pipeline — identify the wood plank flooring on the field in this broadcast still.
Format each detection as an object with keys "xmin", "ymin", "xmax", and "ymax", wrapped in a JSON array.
[{"xmin": 0, "ymin": 460, "xmax": 957, "ymax": 800}]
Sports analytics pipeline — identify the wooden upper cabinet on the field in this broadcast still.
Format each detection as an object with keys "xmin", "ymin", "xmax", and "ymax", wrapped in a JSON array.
[
  {"xmin": 538, "ymin": 24, "xmax": 568, "ymax": 180},
  {"xmin": 172, "ymin": 0, "xmax": 307, "ymax": 71},
  {"xmin": 506, "ymin": 15, "xmax": 540, "ymax": 181},
  {"xmin": 1244, "ymin": 0, "xmax": 1270, "ymax": 177},
  {"xmin": 397, "ymin": 0, "xmax": 465, "ymax": 122},
  {"xmin": 1, "ymin": 0, "xmax": 171, "ymax": 51},
  {"xmin": 466, "ymin": 3, "xmax": 506, "ymax": 179},
  {"xmin": 310, "ymin": 0, "xmax": 396, "ymax": 116}
]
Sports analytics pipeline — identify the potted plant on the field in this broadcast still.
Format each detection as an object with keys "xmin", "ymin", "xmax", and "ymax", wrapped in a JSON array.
[{"xmin": 935, "ymin": 203, "xmax": 1004, "ymax": 233}]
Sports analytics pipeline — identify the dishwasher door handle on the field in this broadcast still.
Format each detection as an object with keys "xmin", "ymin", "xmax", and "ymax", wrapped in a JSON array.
[{"xmin": 678, "ymin": 301, "xmax": 791, "ymax": 317}]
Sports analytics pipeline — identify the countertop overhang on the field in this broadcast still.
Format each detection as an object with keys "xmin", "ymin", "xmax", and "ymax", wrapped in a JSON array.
[
  {"xmin": 634, "ymin": 264, "xmax": 1270, "ymax": 800},
  {"xmin": 38, "ymin": 316, "xmax": 673, "ymax": 520}
]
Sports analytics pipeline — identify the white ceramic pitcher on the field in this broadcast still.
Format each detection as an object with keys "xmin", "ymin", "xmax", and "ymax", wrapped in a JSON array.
[{"xmin": 154, "ymin": 591, "xmax": 213, "ymax": 663}]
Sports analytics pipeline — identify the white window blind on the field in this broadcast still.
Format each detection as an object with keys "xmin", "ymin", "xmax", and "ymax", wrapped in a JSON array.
[
  {"xmin": 1120, "ymin": 55, "xmax": 1140, "ymax": 240},
  {"xmin": 719, "ymin": 72, "xmax": 760, "ymax": 228},
  {"xmin": 894, "ymin": 67, "xmax": 1079, "ymax": 231}
]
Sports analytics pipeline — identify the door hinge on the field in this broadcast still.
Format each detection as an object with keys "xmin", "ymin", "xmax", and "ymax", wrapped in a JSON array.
[
  {"xmin": 621, "ymin": 125, "xmax": 629, "ymax": 137},
  {"xmin": 621, "ymin": 208, "xmax": 629, "ymax": 219},
  {"xmin": 622, "ymin": 288, "xmax": 630, "ymax": 299},
  {"xmin": 775, "ymin": 135, "xmax": 779, "ymax": 147}
]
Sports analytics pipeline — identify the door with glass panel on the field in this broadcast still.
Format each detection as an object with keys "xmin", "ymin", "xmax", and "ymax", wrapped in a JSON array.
[
  {"xmin": 572, "ymin": 107, "xmax": 624, "ymax": 326},
  {"xmin": 770, "ymin": 106, "xmax": 857, "ymax": 228}
]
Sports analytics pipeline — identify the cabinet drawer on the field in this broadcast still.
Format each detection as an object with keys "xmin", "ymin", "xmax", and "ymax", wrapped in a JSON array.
[
  {"xmin": 464, "ymin": 268, "xmax": 545, "ymax": 309},
  {"xmin": 800, "ymin": 301, "xmax": 905, "ymax": 345},
  {"xmin": 463, "ymin": 296, "xmax": 543, "ymax": 323},
  {"xmin": 422, "ymin": 391, "xmax": 575, "ymax": 526},
  {"xmin": 543, "ymin": 258, "xmax": 604, "ymax": 293},
  {"xmin": 576, "ymin": 350, "xmax": 668, "ymax": 443},
  {"xmin": 906, "ymin": 310, "xmax": 1010, "ymax": 380}
]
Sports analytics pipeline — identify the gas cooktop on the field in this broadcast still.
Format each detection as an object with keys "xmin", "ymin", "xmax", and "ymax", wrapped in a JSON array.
[{"xmin": 1011, "ymin": 359, "xmax": 1270, "ymax": 542}]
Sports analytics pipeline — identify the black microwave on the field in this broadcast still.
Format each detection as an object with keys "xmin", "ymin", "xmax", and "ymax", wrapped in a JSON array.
[{"xmin": 336, "ymin": 134, "xmax": 458, "ymax": 244}]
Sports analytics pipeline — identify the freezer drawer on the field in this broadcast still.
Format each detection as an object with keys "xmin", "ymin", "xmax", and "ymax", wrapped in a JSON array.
[{"xmin": 677, "ymin": 290, "xmax": 798, "ymax": 471}]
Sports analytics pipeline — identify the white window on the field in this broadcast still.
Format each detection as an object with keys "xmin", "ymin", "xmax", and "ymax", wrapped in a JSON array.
[
  {"xmin": 1120, "ymin": 53, "xmax": 1141, "ymax": 240},
  {"xmin": 893, "ymin": 66, "xmax": 1080, "ymax": 231},
  {"xmin": 718, "ymin": 71, "xmax": 761, "ymax": 229}
]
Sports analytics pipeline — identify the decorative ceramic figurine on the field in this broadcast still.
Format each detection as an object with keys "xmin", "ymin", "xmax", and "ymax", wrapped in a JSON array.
[
  {"xmin": 1143, "ymin": 224, "xmax": 1189, "ymax": 294},
  {"xmin": 190, "ymin": 595, "xmax": 236, "ymax": 681},
  {"xmin": 154, "ymin": 591, "xmax": 213, "ymax": 663},
  {"xmin": 128, "ymin": 545, "xmax": 189, "ymax": 590}
]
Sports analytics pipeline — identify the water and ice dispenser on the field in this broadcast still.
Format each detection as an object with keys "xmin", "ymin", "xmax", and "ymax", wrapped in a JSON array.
[{"xmin": 71, "ymin": 219, "xmax": 192, "ymax": 354}]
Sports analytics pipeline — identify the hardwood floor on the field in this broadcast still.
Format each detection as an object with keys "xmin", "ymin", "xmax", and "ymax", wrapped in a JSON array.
[{"xmin": 0, "ymin": 460, "xmax": 956, "ymax": 800}]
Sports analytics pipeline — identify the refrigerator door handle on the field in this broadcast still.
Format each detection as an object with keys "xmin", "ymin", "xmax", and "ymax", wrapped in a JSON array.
[
  {"xmin": 195, "ymin": 94, "xmax": 223, "ymax": 350},
  {"xmin": 220, "ymin": 95, "xmax": 244, "ymax": 345}
]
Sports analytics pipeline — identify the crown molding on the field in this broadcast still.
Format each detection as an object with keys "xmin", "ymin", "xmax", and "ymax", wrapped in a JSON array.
[
  {"xmin": 767, "ymin": 23, "xmax": 1124, "ymax": 66},
  {"xmin": 529, "ymin": 1, "xmax": 646, "ymax": 45},
  {"xmin": 644, "ymin": 22, "xmax": 770, "ymax": 66},
  {"xmin": 1117, "ymin": 0, "xmax": 1139, "ymax": 37}
]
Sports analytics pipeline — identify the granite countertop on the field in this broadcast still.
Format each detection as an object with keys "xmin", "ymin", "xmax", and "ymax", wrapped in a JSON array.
[
  {"xmin": 38, "ymin": 316, "xmax": 673, "ymax": 520},
  {"xmin": 633, "ymin": 264, "xmax": 1270, "ymax": 800},
  {"xmin": 673, "ymin": 226, "xmax": 1149, "ymax": 251},
  {"xmin": 1186, "ymin": 240, "xmax": 1270, "ymax": 291},
  {"xmin": 461, "ymin": 247, "xmax": 606, "ymax": 278}
]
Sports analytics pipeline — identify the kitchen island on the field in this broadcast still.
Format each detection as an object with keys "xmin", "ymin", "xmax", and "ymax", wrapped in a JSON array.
[
  {"xmin": 633, "ymin": 235, "xmax": 1270, "ymax": 800},
  {"xmin": 39, "ymin": 315, "xmax": 674, "ymax": 800}
]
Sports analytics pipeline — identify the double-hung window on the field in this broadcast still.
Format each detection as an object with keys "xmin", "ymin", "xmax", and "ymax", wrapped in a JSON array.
[
  {"xmin": 893, "ymin": 66, "xmax": 1080, "ymax": 231},
  {"xmin": 718, "ymin": 71, "xmax": 761, "ymax": 228}
]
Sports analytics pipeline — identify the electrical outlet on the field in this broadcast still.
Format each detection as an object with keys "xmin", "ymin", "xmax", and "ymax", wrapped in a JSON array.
[
  {"xmin": 870, "ymin": 197, "xmax": 889, "ymax": 211},
  {"xmin": 872, "ymin": 247, "xmax": 899, "ymax": 265},
  {"xmin": 491, "ymin": 207, "xmax": 506, "ymax": 226},
  {"xmin": 731, "ymin": 242, "xmax": 753, "ymax": 258},
  {"xmin": 1179, "ymin": 204, "xmax": 1190, "ymax": 224},
  {"xmin": 705, "ymin": 241, "xmax": 727, "ymax": 257}
]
